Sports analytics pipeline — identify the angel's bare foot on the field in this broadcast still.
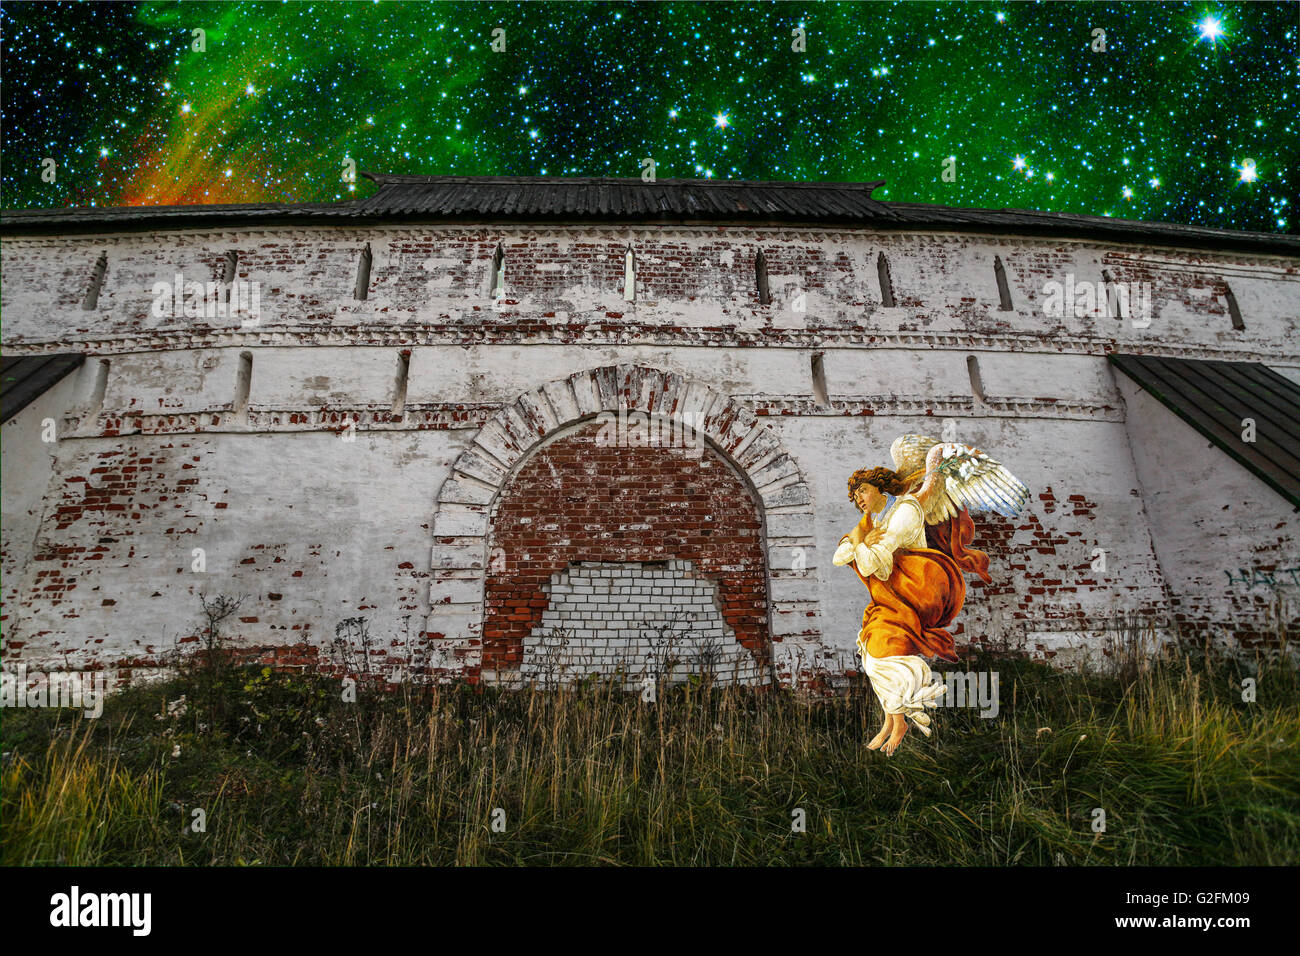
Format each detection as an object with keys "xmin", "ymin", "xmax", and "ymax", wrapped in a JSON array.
[
  {"xmin": 882, "ymin": 713, "xmax": 909, "ymax": 756},
  {"xmin": 867, "ymin": 715, "xmax": 891, "ymax": 750}
]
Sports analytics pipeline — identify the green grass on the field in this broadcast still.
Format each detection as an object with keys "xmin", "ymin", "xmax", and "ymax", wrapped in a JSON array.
[{"xmin": 3, "ymin": 650, "xmax": 1298, "ymax": 865}]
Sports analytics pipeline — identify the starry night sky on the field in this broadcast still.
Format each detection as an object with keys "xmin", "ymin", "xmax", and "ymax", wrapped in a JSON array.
[{"xmin": 1, "ymin": 0, "xmax": 1294, "ymax": 232}]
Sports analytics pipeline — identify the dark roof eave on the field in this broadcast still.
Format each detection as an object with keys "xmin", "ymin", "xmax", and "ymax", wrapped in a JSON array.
[
  {"xmin": 1, "ymin": 175, "xmax": 1297, "ymax": 254},
  {"xmin": 1110, "ymin": 354, "xmax": 1300, "ymax": 510},
  {"xmin": 1, "ymin": 353, "xmax": 84, "ymax": 424},
  {"xmin": 2, "ymin": 211, "xmax": 1294, "ymax": 255}
]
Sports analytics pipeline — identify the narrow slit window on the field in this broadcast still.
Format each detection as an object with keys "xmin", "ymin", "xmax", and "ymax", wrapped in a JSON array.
[
  {"xmin": 967, "ymin": 355, "xmax": 986, "ymax": 405},
  {"xmin": 755, "ymin": 248, "xmax": 771, "ymax": 305},
  {"xmin": 1224, "ymin": 282, "xmax": 1244, "ymax": 330},
  {"xmin": 233, "ymin": 351, "xmax": 253, "ymax": 422},
  {"xmin": 489, "ymin": 243, "xmax": 505, "ymax": 299},
  {"xmin": 623, "ymin": 246, "xmax": 636, "ymax": 302},
  {"xmin": 1102, "ymin": 269, "xmax": 1124, "ymax": 321},
  {"xmin": 392, "ymin": 350, "xmax": 411, "ymax": 417},
  {"xmin": 876, "ymin": 252, "xmax": 896, "ymax": 308},
  {"xmin": 811, "ymin": 352, "xmax": 829, "ymax": 406},
  {"xmin": 89, "ymin": 359, "xmax": 110, "ymax": 414},
  {"xmin": 994, "ymin": 255, "xmax": 1013, "ymax": 311},
  {"xmin": 355, "ymin": 243, "xmax": 373, "ymax": 301},
  {"xmin": 222, "ymin": 250, "xmax": 239, "ymax": 304},
  {"xmin": 81, "ymin": 252, "xmax": 107, "ymax": 311}
]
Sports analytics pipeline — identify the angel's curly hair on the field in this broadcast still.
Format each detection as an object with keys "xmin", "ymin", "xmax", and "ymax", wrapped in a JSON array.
[{"xmin": 847, "ymin": 466, "xmax": 911, "ymax": 501}]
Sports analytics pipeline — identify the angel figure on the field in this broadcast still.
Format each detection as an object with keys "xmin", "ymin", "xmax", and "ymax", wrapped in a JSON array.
[{"xmin": 833, "ymin": 434, "xmax": 1029, "ymax": 755}]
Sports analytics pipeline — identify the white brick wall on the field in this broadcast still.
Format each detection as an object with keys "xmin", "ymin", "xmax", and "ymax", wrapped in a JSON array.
[
  {"xmin": 521, "ymin": 559, "xmax": 767, "ymax": 687},
  {"xmin": 1, "ymin": 220, "xmax": 1295, "ymax": 681}
]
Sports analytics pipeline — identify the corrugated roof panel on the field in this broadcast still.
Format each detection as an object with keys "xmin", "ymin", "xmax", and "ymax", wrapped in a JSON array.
[
  {"xmin": 1110, "ymin": 353, "xmax": 1300, "ymax": 509},
  {"xmin": 5, "ymin": 175, "xmax": 1298, "ymax": 255},
  {"xmin": 1215, "ymin": 363, "xmax": 1300, "ymax": 442},
  {"xmin": 1156, "ymin": 361, "xmax": 1300, "ymax": 478},
  {"xmin": 1, "ymin": 353, "xmax": 83, "ymax": 424}
]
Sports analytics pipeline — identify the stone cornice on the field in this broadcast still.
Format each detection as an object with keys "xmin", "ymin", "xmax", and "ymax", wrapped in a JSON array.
[
  {"xmin": 54, "ymin": 392, "xmax": 1125, "ymax": 438},
  {"xmin": 4, "ymin": 222, "xmax": 1298, "ymax": 265},
  {"xmin": 4, "ymin": 326, "xmax": 1296, "ymax": 366}
]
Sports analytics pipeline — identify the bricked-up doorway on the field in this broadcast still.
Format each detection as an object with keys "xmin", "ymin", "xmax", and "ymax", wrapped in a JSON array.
[
  {"xmin": 483, "ymin": 421, "xmax": 772, "ymax": 685},
  {"xmin": 521, "ymin": 559, "xmax": 767, "ymax": 686},
  {"xmin": 429, "ymin": 365, "xmax": 823, "ymax": 687}
]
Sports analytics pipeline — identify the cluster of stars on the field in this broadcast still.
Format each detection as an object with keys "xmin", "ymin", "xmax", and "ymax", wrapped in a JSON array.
[{"xmin": 0, "ymin": 1, "xmax": 1292, "ymax": 233}]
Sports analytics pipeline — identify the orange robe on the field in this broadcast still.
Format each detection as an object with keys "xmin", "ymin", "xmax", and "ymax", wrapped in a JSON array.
[{"xmin": 842, "ymin": 508, "xmax": 991, "ymax": 664}]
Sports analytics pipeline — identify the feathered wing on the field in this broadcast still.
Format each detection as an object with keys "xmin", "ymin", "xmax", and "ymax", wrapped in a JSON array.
[
  {"xmin": 889, "ymin": 434, "xmax": 938, "ymax": 483},
  {"xmin": 890, "ymin": 433, "xmax": 1030, "ymax": 525}
]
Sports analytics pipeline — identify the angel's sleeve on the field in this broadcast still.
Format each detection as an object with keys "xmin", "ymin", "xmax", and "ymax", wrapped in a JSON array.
[
  {"xmin": 833, "ymin": 514, "xmax": 872, "ymax": 566},
  {"xmin": 853, "ymin": 499, "xmax": 924, "ymax": 581}
]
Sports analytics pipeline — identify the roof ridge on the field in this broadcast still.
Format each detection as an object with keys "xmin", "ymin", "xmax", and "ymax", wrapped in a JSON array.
[{"xmin": 361, "ymin": 172, "xmax": 888, "ymax": 191}]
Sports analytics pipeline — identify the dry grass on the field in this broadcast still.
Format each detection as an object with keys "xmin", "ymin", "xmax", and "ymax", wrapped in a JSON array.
[{"xmin": 3, "ymin": 643, "xmax": 1298, "ymax": 866}]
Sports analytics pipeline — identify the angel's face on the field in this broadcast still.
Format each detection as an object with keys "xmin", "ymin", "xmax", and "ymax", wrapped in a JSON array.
[{"xmin": 854, "ymin": 484, "xmax": 885, "ymax": 515}]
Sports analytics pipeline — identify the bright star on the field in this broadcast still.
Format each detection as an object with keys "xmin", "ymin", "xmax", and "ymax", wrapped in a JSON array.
[
  {"xmin": 1239, "ymin": 159, "xmax": 1257, "ymax": 183},
  {"xmin": 714, "ymin": 112, "xmax": 729, "ymax": 128},
  {"xmin": 1197, "ymin": 17, "xmax": 1224, "ymax": 44},
  {"xmin": 1012, "ymin": 155, "xmax": 1026, "ymax": 170}
]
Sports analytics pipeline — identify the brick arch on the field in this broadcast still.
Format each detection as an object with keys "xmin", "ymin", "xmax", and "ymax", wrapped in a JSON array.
[{"xmin": 428, "ymin": 364, "xmax": 822, "ymax": 684}]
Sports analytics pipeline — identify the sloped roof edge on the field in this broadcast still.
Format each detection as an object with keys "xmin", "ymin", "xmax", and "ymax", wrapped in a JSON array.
[
  {"xmin": 1, "ymin": 354, "xmax": 83, "ymax": 424},
  {"xmin": 1110, "ymin": 353, "xmax": 1300, "ymax": 510},
  {"xmin": 2, "ymin": 175, "xmax": 1297, "ymax": 255}
]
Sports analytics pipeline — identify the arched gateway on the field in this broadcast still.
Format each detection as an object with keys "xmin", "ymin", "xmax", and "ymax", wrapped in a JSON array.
[{"xmin": 428, "ymin": 365, "xmax": 824, "ymax": 686}]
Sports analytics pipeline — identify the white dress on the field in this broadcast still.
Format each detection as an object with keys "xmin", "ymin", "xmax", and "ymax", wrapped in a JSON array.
[{"xmin": 833, "ymin": 495, "xmax": 947, "ymax": 733}]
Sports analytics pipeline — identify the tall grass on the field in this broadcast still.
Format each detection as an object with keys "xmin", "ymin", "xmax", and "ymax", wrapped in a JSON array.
[{"xmin": 3, "ymin": 647, "xmax": 1297, "ymax": 866}]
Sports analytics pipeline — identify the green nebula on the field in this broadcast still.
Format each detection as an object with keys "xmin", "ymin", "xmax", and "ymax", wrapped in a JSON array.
[{"xmin": 1, "ymin": 0, "xmax": 1294, "ymax": 233}]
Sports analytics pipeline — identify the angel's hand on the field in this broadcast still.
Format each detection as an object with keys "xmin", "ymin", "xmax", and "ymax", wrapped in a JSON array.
[
  {"xmin": 832, "ymin": 540, "xmax": 855, "ymax": 566},
  {"xmin": 862, "ymin": 528, "xmax": 886, "ymax": 547}
]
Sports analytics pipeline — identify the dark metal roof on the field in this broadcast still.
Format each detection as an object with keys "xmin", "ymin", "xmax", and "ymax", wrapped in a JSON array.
[
  {"xmin": 2, "ymin": 174, "xmax": 1297, "ymax": 255},
  {"xmin": 1, "ymin": 354, "xmax": 83, "ymax": 424},
  {"xmin": 1110, "ymin": 354, "xmax": 1300, "ymax": 509},
  {"xmin": 353, "ymin": 174, "xmax": 895, "ymax": 222}
]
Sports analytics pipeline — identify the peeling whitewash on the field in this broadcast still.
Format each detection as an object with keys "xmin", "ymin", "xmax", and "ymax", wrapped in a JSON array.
[{"xmin": 1, "ymin": 221, "xmax": 1297, "ymax": 688}]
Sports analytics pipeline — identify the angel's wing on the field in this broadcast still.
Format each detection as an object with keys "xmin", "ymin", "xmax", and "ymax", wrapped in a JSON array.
[
  {"xmin": 889, "ymin": 434, "xmax": 938, "ymax": 482},
  {"xmin": 891, "ymin": 434, "xmax": 1030, "ymax": 525}
]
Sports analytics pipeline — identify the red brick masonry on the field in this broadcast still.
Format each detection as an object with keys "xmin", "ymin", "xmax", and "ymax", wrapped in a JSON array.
[{"xmin": 483, "ymin": 423, "xmax": 769, "ymax": 673}]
